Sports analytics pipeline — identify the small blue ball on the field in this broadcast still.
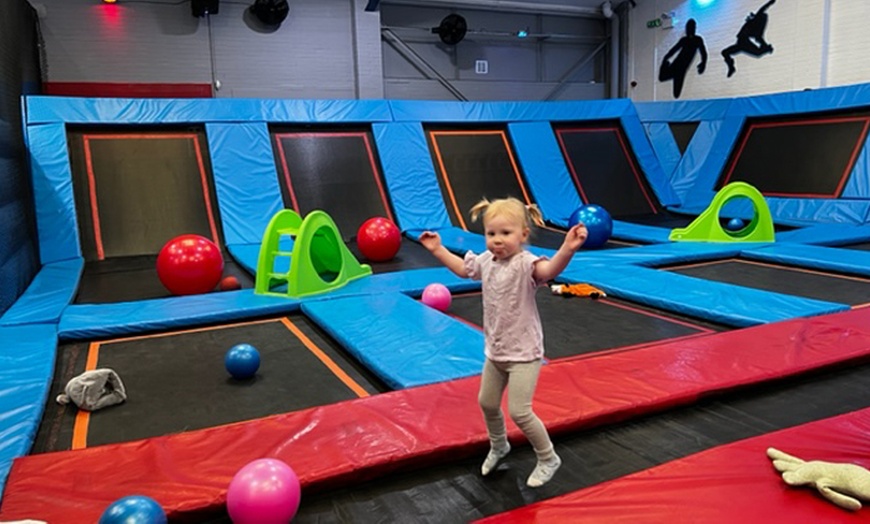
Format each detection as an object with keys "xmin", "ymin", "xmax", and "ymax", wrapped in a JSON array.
[
  {"xmin": 569, "ymin": 204, "xmax": 613, "ymax": 249},
  {"xmin": 726, "ymin": 217, "xmax": 745, "ymax": 231},
  {"xmin": 225, "ymin": 343, "xmax": 261, "ymax": 379},
  {"xmin": 99, "ymin": 495, "xmax": 166, "ymax": 524}
]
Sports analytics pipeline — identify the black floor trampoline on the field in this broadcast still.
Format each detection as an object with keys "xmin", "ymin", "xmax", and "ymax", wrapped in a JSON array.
[
  {"xmin": 662, "ymin": 258, "xmax": 870, "ymax": 307},
  {"xmin": 32, "ymin": 314, "xmax": 390, "ymax": 453},
  {"xmin": 449, "ymin": 291, "xmax": 727, "ymax": 361}
]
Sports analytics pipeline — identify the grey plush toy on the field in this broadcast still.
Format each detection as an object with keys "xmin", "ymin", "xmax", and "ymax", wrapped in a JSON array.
[
  {"xmin": 56, "ymin": 368, "xmax": 127, "ymax": 411},
  {"xmin": 768, "ymin": 447, "xmax": 870, "ymax": 511}
]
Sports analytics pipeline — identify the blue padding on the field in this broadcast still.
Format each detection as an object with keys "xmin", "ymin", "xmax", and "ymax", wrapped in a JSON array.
[
  {"xmin": 778, "ymin": 224, "xmax": 870, "ymax": 246},
  {"xmin": 25, "ymin": 96, "xmax": 393, "ymax": 125},
  {"xmin": 842, "ymin": 134, "xmax": 870, "ymax": 198},
  {"xmin": 644, "ymin": 122, "xmax": 681, "ymax": 180},
  {"xmin": 621, "ymin": 114, "xmax": 679, "ymax": 207},
  {"xmin": 571, "ymin": 242, "xmax": 750, "ymax": 268},
  {"xmin": 732, "ymin": 83, "xmax": 870, "ymax": 118},
  {"xmin": 389, "ymin": 99, "xmax": 634, "ymax": 123},
  {"xmin": 334, "ymin": 267, "xmax": 480, "ymax": 297},
  {"xmin": 561, "ymin": 264, "xmax": 848, "ymax": 327},
  {"xmin": 28, "ymin": 123, "xmax": 80, "ymax": 264},
  {"xmin": 670, "ymin": 120, "xmax": 723, "ymax": 202},
  {"xmin": 302, "ymin": 293, "xmax": 485, "ymax": 389},
  {"xmin": 207, "ymin": 123, "xmax": 284, "ymax": 245},
  {"xmin": 635, "ymin": 99, "xmax": 734, "ymax": 122},
  {"xmin": 0, "ymin": 259, "xmax": 82, "ymax": 326},
  {"xmin": 611, "ymin": 220, "xmax": 673, "ymax": 244},
  {"xmin": 742, "ymin": 244, "xmax": 870, "ymax": 277},
  {"xmin": 59, "ymin": 291, "xmax": 300, "ymax": 340},
  {"xmin": 227, "ymin": 243, "xmax": 262, "ymax": 275},
  {"xmin": 0, "ymin": 323, "xmax": 56, "ymax": 501},
  {"xmin": 373, "ymin": 122, "xmax": 451, "ymax": 232},
  {"xmin": 765, "ymin": 197, "xmax": 870, "ymax": 225},
  {"xmin": 677, "ymin": 115, "xmax": 746, "ymax": 210},
  {"xmin": 508, "ymin": 122, "xmax": 581, "ymax": 224}
]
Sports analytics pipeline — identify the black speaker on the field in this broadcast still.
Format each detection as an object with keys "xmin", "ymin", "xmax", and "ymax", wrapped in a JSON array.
[
  {"xmin": 191, "ymin": 0, "xmax": 219, "ymax": 17},
  {"xmin": 432, "ymin": 14, "xmax": 467, "ymax": 45},
  {"xmin": 250, "ymin": 0, "xmax": 289, "ymax": 26}
]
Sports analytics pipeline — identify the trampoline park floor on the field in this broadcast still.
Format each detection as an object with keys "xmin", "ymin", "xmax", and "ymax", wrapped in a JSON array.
[
  {"xmin": 32, "ymin": 313, "xmax": 389, "ymax": 453},
  {"xmin": 661, "ymin": 258, "xmax": 870, "ymax": 307},
  {"xmin": 202, "ymin": 345, "xmax": 870, "ymax": 523}
]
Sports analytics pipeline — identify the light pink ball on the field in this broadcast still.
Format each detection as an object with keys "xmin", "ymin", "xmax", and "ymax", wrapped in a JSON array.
[
  {"xmin": 422, "ymin": 283, "xmax": 452, "ymax": 312},
  {"xmin": 227, "ymin": 458, "xmax": 301, "ymax": 524}
]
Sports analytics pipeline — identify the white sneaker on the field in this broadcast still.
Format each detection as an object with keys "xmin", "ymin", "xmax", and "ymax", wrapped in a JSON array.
[
  {"xmin": 481, "ymin": 443, "xmax": 511, "ymax": 476},
  {"xmin": 526, "ymin": 454, "xmax": 561, "ymax": 487}
]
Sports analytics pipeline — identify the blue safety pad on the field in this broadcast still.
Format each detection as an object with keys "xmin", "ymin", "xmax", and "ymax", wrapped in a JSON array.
[
  {"xmin": 643, "ymin": 122, "xmax": 682, "ymax": 180},
  {"xmin": 741, "ymin": 244, "xmax": 870, "ymax": 277},
  {"xmin": 206, "ymin": 123, "xmax": 284, "ymax": 246},
  {"xmin": 226, "ymin": 243, "xmax": 262, "ymax": 275},
  {"xmin": 389, "ymin": 99, "xmax": 635, "ymax": 123},
  {"xmin": 27, "ymin": 123, "xmax": 80, "ymax": 264},
  {"xmin": 58, "ymin": 291, "xmax": 300, "ymax": 340},
  {"xmin": 302, "ymin": 293, "xmax": 485, "ymax": 389},
  {"xmin": 765, "ymin": 197, "xmax": 870, "ymax": 226},
  {"xmin": 0, "ymin": 259, "xmax": 82, "ymax": 326},
  {"xmin": 634, "ymin": 99, "xmax": 735, "ymax": 122},
  {"xmin": 560, "ymin": 264, "xmax": 848, "ymax": 327},
  {"xmin": 571, "ymin": 242, "xmax": 751, "ymax": 268},
  {"xmin": 778, "ymin": 224, "xmax": 870, "ymax": 245},
  {"xmin": 611, "ymin": 220, "xmax": 673, "ymax": 244},
  {"xmin": 373, "ymin": 122, "xmax": 451, "ymax": 232},
  {"xmin": 508, "ymin": 122, "xmax": 581, "ymax": 223},
  {"xmin": 333, "ymin": 267, "xmax": 480, "ymax": 297},
  {"xmin": 0, "ymin": 323, "xmax": 56, "ymax": 501},
  {"xmin": 673, "ymin": 115, "xmax": 746, "ymax": 210},
  {"xmin": 25, "ymin": 96, "xmax": 393, "ymax": 125},
  {"xmin": 620, "ymin": 113, "xmax": 679, "ymax": 207}
]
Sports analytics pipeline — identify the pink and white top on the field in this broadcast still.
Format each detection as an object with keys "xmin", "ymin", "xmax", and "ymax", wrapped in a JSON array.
[{"xmin": 464, "ymin": 250, "xmax": 548, "ymax": 362}]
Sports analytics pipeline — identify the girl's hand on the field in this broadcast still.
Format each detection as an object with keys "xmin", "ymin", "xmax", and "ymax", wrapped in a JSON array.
[
  {"xmin": 419, "ymin": 231, "xmax": 442, "ymax": 252},
  {"xmin": 564, "ymin": 223, "xmax": 588, "ymax": 251}
]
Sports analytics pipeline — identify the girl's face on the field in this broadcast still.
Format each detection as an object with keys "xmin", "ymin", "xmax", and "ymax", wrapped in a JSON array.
[{"xmin": 484, "ymin": 214, "xmax": 529, "ymax": 260}]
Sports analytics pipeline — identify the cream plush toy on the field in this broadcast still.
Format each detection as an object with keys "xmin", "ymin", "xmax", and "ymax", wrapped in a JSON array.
[{"xmin": 768, "ymin": 447, "xmax": 870, "ymax": 511}]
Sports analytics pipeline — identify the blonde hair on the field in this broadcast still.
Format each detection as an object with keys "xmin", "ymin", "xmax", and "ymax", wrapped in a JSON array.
[{"xmin": 469, "ymin": 197, "xmax": 544, "ymax": 229}]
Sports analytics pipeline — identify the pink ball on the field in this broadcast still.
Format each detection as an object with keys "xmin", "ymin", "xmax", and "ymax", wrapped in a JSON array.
[
  {"xmin": 422, "ymin": 283, "xmax": 452, "ymax": 312},
  {"xmin": 227, "ymin": 458, "xmax": 301, "ymax": 524}
]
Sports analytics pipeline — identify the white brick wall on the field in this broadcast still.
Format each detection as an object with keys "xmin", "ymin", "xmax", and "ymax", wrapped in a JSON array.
[{"xmin": 627, "ymin": 0, "xmax": 869, "ymax": 101}]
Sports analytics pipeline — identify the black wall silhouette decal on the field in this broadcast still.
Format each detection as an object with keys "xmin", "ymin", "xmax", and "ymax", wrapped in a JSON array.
[
  {"xmin": 722, "ymin": 0, "xmax": 776, "ymax": 77},
  {"xmin": 659, "ymin": 18, "xmax": 707, "ymax": 99}
]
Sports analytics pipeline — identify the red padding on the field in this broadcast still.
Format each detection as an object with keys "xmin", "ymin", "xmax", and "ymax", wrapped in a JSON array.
[
  {"xmin": 477, "ymin": 408, "xmax": 870, "ymax": 524},
  {"xmin": 4, "ymin": 308, "xmax": 870, "ymax": 522},
  {"xmin": 42, "ymin": 82, "xmax": 213, "ymax": 98}
]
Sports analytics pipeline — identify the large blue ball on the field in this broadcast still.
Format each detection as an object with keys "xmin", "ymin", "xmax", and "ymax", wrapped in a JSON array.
[
  {"xmin": 99, "ymin": 495, "xmax": 166, "ymax": 524},
  {"xmin": 568, "ymin": 204, "xmax": 613, "ymax": 249},
  {"xmin": 225, "ymin": 343, "xmax": 261, "ymax": 379}
]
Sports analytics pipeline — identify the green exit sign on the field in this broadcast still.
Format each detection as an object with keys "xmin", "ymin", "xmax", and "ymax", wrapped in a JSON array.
[{"xmin": 647, "ymin": 18, "xmax": 662, "ymax": 28}]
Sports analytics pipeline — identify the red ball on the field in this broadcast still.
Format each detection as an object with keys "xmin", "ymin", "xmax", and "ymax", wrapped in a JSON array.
[
  {"xmin": 219, "ymin": 275, "xmax": 241, "ymax": 291},
  {"xmin": 156, "ymin": 234, "xmax": 224, "ymax": 295},
  {"xmin": 357, "ymin": 217, "xmax": 401, "ymax": 262}
]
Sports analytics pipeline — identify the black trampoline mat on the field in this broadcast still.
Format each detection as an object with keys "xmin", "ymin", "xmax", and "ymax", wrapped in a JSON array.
[
  {"xmin": 32, "ymin": 315, "xmax": 389, "ymax": 452},
  {"xmin": 718, "ymin": 115, "xmax": 870, "ymax": 197},
  {"xmin": 449, "ymin": 291, "xmax": 726, "ymax": 360},
  {"xmin": 271, "ymin": 127, "xmax": 396, "ymax": 241},
  {"xmin": 669, "ymin": 121, "xmax": 699, "ymax": 155},
  {"xmin": 554, "ymin": 123, "xmax": 660, "ymax": 217},
  {"xmin": 426, "ymin": 128, "xmax": 536, "ymax": 236},
  {"xmin": 664, "ymin": 258, "xmax": 870, "ymax": 306},
  {"xmin": 842, "ymin": 242, "xmax": 870, "ymax": 252},
  {"xmin": 67, "ymin": 126, "xmax": 223, "ymax": 261},
  {"xmin": 74, "ymin": 253, "xmax": 254, "ymax": 304}
]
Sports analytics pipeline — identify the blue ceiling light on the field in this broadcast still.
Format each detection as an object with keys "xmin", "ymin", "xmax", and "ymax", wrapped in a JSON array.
[{"xmin": 696, "ymin": 0, "xmax": 716, "ymax": 7}]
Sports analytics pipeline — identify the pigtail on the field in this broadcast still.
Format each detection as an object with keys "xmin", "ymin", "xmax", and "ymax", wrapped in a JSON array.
[
  {"xmin": 469, "ymin": 198, "xmax": 491, "ymax": 223},
  {"xmin": 525, "ymin": 204, "xmax": 545, "ymax": 227}
]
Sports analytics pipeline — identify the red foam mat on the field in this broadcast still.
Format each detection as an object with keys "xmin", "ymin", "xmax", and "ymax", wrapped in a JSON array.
[
  {"xmin": 4, "ymin": 309, "xmax": 870, "ymax": 522},
  {"xmin": 476, "ymin": 408, "xmax": 870, "ymax": 523}
]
